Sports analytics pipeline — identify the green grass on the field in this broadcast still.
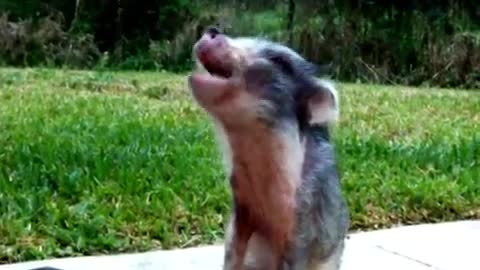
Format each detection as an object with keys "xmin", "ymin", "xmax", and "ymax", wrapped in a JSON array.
[{"xmin": 0, "ymin": 68, "xmax": 479, "ymax": 263}]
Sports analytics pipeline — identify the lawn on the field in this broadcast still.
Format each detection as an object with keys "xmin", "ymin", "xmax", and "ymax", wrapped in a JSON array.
[{"xmin": 0, "ymin": 68, "xmax": 479, "ymax": 263}]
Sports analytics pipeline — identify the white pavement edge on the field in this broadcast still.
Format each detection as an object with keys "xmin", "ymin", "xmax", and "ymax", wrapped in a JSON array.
[{"xmin": 1, "ymin": 220, "xmax": 479, "ymax": 270}]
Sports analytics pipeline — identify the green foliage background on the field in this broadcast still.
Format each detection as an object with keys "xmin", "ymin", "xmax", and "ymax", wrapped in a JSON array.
[{"xmin": 0, "ymin": 0, "xmax": 479, "ymax": 88}]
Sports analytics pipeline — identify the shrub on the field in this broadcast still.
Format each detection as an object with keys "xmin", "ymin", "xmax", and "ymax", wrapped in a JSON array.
[
  {"xmin": 286, "ymin": 4, "xmax": 480, "ymax": 89},
  {"xmin": 0, "ymin": 14, "xmax": 100, "ymax": 68}
]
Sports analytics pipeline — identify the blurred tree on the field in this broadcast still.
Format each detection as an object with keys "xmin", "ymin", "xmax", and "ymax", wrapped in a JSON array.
[{"xmin": 287, "ymin": 0, "xmax": 295, "ymax": 45}]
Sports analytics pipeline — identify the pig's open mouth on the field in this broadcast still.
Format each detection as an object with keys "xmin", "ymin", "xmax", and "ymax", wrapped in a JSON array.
[
  {"xmin": 196, "ymin": 46, "xmax": 233, "ymax": 79},
  {"xmin": 204, "ymin": 63, "xmax": 232, "ymax": 79},
  {"xmin": 200, "ymin": 58, "xmax": 233, "ymax": 79},
  {"xmin": 189, "ymin": 59, "xmax": 235, "ymax": 106}
]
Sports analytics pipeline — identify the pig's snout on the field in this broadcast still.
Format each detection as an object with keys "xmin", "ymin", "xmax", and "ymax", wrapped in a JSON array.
[
  {"xmin": 193, "ymin": 27, "xmax": 234, "ymax": 79},
  {"xmin": 195, "ymin": 29, "xmax": 227, "ymax": 62},
  {"xmin": 206, "ymin": 26, "xmax": 221, "ymax": 38}
]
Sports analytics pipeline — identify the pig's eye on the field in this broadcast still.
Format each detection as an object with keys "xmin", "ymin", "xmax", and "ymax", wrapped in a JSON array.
[{"xmin": 268, "ymin": 55, "xmax": 294, "ymax": 76}]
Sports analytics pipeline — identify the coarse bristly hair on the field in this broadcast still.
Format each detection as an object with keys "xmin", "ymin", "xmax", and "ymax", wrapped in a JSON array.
[{"xmin": 189, "ymin": 28, "xmax": 349, "ymax": 270}]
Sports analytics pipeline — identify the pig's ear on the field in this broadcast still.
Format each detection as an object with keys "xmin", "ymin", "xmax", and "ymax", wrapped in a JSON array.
[{"xmin": 305, "ymin": 79, "xmax": 339, "ymax": 126}]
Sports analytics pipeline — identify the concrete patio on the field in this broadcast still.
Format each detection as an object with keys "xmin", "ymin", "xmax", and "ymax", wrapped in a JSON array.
[{"xmin": 1, "ymin": 220, "xmax": 479, "ymax": 270}]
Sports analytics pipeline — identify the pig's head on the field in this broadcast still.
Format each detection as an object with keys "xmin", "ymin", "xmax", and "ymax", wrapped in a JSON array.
[{"xmin": 188, "ymin": 27, "xmax": 339, "ymax": 132}]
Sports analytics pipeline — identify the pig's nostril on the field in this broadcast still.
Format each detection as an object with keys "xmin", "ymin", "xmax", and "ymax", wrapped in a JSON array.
[{"xmin": 206, "ymin": 26, "xmax": 221, "ymax": 39}]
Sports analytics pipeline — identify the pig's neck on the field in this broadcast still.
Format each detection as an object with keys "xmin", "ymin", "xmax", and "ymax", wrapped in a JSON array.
[{"xmin": 225, "ymin": 125, "xmax": 304, "ymax": 206}]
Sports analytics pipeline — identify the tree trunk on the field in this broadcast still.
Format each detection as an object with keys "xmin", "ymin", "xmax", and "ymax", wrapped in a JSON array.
[
  {"xmin": 74, "ymin": 0, "xmax": 81, "ymax": 22},
  {"xmin": 287, "ymin": 0, "xmax": 295, "ymax": 45}
]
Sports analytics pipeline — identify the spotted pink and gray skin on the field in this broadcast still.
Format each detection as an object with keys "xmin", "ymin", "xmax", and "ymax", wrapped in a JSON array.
[{"xmin": 188, "ymin": 27, "xmax": 349, "ymax": 270}]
